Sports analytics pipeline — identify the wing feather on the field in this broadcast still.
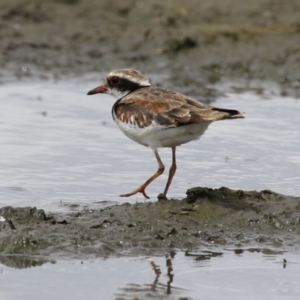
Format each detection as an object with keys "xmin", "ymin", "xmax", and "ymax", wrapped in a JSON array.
[{"xmin": 113, "ymin": 87, "xmax": 244, "ymax": 128}]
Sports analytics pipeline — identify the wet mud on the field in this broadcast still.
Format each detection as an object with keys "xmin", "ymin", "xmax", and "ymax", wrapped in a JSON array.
[
  {"xmin": 1, "ymin": 187, "xmax": 299, "ymax": 268},
  {"xmin": 0, "ymin": 0, "xmax": 300, "ymax": 97}
]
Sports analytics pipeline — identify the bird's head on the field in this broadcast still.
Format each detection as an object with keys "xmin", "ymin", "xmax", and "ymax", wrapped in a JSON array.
[{"xmin": 87, "ymin": 69, "xmax": 151, "ymax": 99}]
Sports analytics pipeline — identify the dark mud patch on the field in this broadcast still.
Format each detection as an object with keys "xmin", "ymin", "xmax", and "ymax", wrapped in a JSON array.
[{"xmin": 1, "ymin": 187, "xmax": 299, "ymax": 268}]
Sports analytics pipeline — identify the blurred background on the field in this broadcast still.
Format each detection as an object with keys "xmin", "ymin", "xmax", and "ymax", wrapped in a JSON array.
[{"xmin": 0, "ymin": 0, "xmax": 300, "ymax": 96}]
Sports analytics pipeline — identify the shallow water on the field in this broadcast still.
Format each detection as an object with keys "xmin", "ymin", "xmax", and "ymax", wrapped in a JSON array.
[
  {"xmin": 0, "ymin": 250, "xmax": 299, "ymax": 300},
  {"xmin": 0, "ymin": 79, "xmax": 300, "ymax": 299},
  {"xmin": 0, "ymin": 79, "xmax": 299, "ymax": 211}
]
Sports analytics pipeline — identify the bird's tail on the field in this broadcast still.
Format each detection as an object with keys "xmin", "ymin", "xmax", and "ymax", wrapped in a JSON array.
[{"xmin": 212, "ymin": 107, "xmax": 245, "ymax": 120}]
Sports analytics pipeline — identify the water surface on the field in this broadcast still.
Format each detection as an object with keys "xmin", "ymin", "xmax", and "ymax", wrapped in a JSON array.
[
  {"xmin": 0, "ymin": 79, "xmax": 300, "ymax": 299},
  {"xmin": 0, "ymin": 250, "xmax": 298, "ymax": 300},
  {"xmin": 0, "ymin": 80, "xmax": 299, "ymax": 211}
]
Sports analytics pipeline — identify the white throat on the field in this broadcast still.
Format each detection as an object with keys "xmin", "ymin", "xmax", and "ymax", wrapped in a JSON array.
[{"xmin": 108, "ymin": 87, "xmax": 131, "ymax": 100}]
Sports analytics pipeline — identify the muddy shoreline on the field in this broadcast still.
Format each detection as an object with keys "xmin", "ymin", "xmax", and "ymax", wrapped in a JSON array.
[
  {"xmin": 1, "ymin": 187, "xmax": 299, "ymax": 267},
  {"xmin": 0, "ymin": 0, "xmax": 300, "ymax": 97}
]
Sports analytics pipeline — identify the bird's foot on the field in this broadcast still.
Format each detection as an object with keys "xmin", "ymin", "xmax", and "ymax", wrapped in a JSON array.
[
  {"xmin": 120, "ymin": 186, "xmax": 150, "ymax": 199},
  {"xmin": 157, "ymin": 193, "xmax": 168, "ymax": 201}
]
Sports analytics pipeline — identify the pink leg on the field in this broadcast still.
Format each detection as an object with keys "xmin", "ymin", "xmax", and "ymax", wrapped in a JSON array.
[
  {"xmin": 120, "ymin": 148, "xmax": 165, "ymax": 199},
  {"xmin": 163, "ymin": 147, "xmax": 177, "ymax": 196}
]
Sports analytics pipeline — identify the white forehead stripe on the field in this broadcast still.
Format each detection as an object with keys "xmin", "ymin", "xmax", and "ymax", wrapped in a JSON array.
[{"xmin": 109, "ymin": 70, "xmax": 151, "ymax": 87}]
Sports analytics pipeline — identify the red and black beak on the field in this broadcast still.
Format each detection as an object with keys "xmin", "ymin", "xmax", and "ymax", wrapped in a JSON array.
[{"xmin": 87, "ymin": 84, "xmax": 108, "ymax": 95}]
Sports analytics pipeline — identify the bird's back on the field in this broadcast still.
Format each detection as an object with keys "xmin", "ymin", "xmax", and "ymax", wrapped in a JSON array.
[{"xmin": 113, "ymin": 86, "xmax": 244, "ymax": 129}]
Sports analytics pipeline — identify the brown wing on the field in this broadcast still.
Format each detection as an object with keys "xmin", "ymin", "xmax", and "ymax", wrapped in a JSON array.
[{"xmin": 113, "ymin": 87, "xmax": 244, "ymax": 128}]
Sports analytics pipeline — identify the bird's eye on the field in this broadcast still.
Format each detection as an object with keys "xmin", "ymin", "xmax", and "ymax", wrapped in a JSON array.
[{"xmin": 110, "ymin": 76, "xmax": 120, "ymax": 85}]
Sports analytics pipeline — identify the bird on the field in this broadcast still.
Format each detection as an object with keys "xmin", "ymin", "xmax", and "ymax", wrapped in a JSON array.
[{"xmin": 87, "ymin": 69, "xmax": 245, "ymax": 199}]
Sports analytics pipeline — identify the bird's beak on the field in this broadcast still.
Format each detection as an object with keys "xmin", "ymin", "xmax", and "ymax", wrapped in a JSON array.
[{"xmin": 87, "ymin": 84, "xmax": 108, "ymax": 95}]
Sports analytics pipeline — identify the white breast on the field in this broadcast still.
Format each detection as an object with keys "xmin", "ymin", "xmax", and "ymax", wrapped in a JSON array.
[{"xmin": 113, "ymin": 110, "xmax": 211, "ymax": 148}]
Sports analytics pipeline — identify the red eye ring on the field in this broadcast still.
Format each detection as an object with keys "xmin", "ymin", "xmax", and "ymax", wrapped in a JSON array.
[{"xmin": 110, "ymin": 76, "xmax": 120, "ymax": 85}]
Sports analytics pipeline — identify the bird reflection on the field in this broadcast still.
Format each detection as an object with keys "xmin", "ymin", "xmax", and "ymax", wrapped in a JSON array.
[
  {"xmin": 115, "ymin": 253, "xmax": 187, "ymax": 299},
  {"xmin": 166, "ymin": 256, "xmax": 174, "ymax": 294},
  {"xmin": 150, "ymin": 260, "xmax": 161, "ymax": 291},
  {"xmin": 150, "ymin": 254, "xmax": 174, "ymax": 295}
]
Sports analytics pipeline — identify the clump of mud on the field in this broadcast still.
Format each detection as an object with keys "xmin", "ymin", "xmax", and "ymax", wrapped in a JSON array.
[{"xmin": 1, "ymin": 187, "xmax": 299, "ymax": 268}]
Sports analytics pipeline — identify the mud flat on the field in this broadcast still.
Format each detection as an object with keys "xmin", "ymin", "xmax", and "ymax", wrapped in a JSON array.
[{"xmin": 0, "ymin": 187, "xmax": 299, "ymax": 267}]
